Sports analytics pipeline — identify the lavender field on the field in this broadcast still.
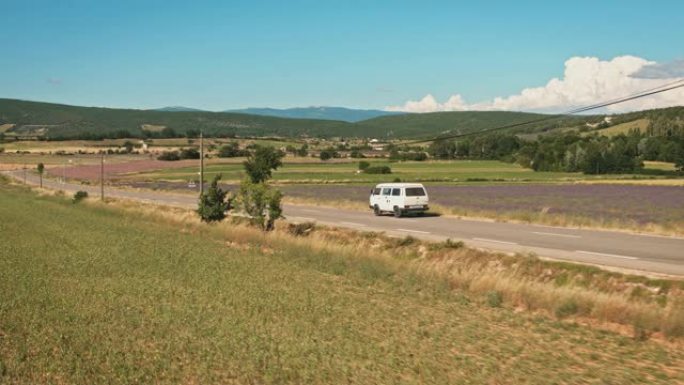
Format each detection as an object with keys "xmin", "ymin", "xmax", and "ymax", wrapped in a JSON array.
[{"xmin": 281, "ymin": 184, "xmax": 684, "ymax": 228}]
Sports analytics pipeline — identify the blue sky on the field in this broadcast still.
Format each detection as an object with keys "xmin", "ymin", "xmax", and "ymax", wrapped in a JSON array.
[{"xmin": 1, "ymin": 0, "xmax": 682, "ymax": 111}]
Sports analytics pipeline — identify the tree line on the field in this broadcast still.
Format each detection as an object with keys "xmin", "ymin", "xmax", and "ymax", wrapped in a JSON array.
[{"xmin": 427, "ymin": 129, "xmax": 684, "ymax": 174}]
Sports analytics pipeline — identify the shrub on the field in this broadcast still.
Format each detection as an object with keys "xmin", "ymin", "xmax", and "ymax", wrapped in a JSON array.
[
  {"xmin": 319, "ymin": 149, "xmax": 338, "ymax": 161},
  {"xmin": 364, "ymin": 165, "xmax": 392, "ymax": 174},
  {"xmin": 443, "ymin": 238, "xmax": 464, "ymax": 249},
  {"xmin": 197, "ymin": 175, "xmax": 232, "ymax": 222},
  {"xmin": 358, "ymin": 161, "xmax": 370, "ymax": 170},
  {"xmin": 555, "ymin": 300, "xmax": 579, "ymax": 319},
  {"xmin": 179, "ymin": 148, "xmax": 200, "ymax": 159},
  {"xmin": 396, "ymin": 235, "xmax": 416, "ymax": 247},
  {"xmin": 0, "ymin": 147, "xmax": 4, "ymax": 153},
  {"xmin": 486, "ymin": 291, "xmax": 503, "ymax": 308},
  {"xmin": 287, "ymin": 221, "xmax": 315, "ymax": 237},
  {"xmin": 72, "ymin": 191, "xmax": 88, "ymax": 204},
  {"xmin": 157, "ymin": 151, "xmax": 181, "ymax": 161},
  {"xmin": 238, "ymin": 179, "xmax": 282, "ymax": 231},
  {"xmin": 218, "ymin": 142, "xmax": 246, "ymax": 158}
]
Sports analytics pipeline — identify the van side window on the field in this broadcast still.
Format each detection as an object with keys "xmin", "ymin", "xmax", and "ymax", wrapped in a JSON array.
[
  {"xmin": 373, "ymin": 188, "xmax": 381, "ymax": 195},
  {"xmin": 405, "ymin": 187, "xmax": 426, "ymax": 196},
  {"xmin": 382, "ymin": 188, "xmax": 392, "ymax": 196},
  {"xmin": 392, "ymin": 188, "xmax": 401, "ymax": 196}
]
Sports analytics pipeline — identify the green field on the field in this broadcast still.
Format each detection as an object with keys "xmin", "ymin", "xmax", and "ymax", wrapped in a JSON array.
[
  {"xmin": 1, "ymin": 183, "xmax": 682, "ymax": 383},
  {"xmin": 132, "ymin": 159, "xmax": 675, "ymax": 184}
]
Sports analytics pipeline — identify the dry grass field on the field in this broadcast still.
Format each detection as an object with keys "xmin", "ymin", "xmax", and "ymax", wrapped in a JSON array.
[{"xmin": 1, "ymin": 180, "xmax": 683, "ymax": 383}]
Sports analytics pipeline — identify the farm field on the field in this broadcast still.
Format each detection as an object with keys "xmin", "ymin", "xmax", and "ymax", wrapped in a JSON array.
[
  {"xmin": 1, "ymin": 183, "xmax": 683, "ymax": 384},
  {"xmin": 280, "ymin": 183, "xmax": 684, "ymax": 233},
  {"xmin": 128, "ymin": 159, "xmax": 678, "ymax": 184}
]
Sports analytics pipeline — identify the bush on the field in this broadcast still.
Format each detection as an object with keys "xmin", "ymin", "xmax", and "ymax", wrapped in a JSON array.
[
  {"xmin": 364, "ymin": 165, "xmax": 392, "ymax": 174},
  {"xmin": 157, "ymin": 151, "xmax": 181, "ymax": 161},
  {"xmin": 0, "ymin": 147, "xmax": 4, "ymax": 153},
  {"xmin": 179, "ymin": 148, "xmax": 200, "ymax": 159},
  {"xmin": 197, "ymin": 175, "xmax": 231, "ymax": 222},
  {"xmin": 287, "ymin": 221, "xmax": 315, "ymax": 237},
  {"xmin": 72, "ymin": 191, "xmax": 88, "ymax": 204},
  {"xmin": 319, "ymin": 149, "xmax": 338, "ymax": 161},
  {"xmin": 358, "ymin": 161, "xmax": 370, "ymax": 170},
  {"xmin": 218, "ymin": 142, "xmax": 246, "ymax": 158},
  {"xmin": 554, "ymin": 300, "xmax": 579, "ymax": 319},
  {"xmin": 486, "ymin": 291, "xmax": 503, "ymax": 308},
  {"xmin": 238, "ymin": 179, "xmax": 283, "ymax": 231}
]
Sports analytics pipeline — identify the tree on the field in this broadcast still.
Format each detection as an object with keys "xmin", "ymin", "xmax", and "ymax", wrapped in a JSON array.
[
  {"xmin": 37, "ymin": 163, "xmax": 45, "ymax": 188},
  {"xmin": 243, "ymin": 146, "xmax": 284, "ymax": 183},
  {"xmin": 238, "ymin": 179, "xmax": 282, "ymax": 231},
  {"xmin": 197, "ymin": 175, "xmax": 231, "ymax": 222},
  {"xmin": 218, "ymin": 142, "xmax": 244, "ymax": 158},
  {"xmin": 122, "ymin": 141, "xmax": 134, "ymax": 153},
  {"xmin": 179, "ymin": 148, "xmax": 200, "ymax": 159},
  {"xmin": 319, "ymin": 148, "xmax": 338, "ymax": 160},
  {"xmin": 296, "ymin": 144, "xmax": 309, "ymax": 157},
  {"xmin": 157, "ymin": 151, "xmax": 181, "ymax": 161}
]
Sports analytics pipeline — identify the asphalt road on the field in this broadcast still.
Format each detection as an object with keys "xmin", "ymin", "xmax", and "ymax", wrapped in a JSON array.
[{"xmin": 5, "ymin": 170, "xmax": 684, "ymax": 277}]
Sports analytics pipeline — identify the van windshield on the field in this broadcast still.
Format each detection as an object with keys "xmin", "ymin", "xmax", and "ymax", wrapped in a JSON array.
[{"xmin": 405, "ymin": 187, "xmax": 426, "ymax": 197}]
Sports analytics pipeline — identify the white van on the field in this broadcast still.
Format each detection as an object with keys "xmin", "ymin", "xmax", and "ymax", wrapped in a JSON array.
[{"xmin": 369, "ymin": 183, "xmax": 429, "ymax": 217}]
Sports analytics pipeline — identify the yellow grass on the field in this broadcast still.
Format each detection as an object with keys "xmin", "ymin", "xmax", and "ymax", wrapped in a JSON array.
[
  {"xmin": 88, "ymin": 195, "xmax": 684, "ymax": 340},
  {"xmin": 593, "ymin": 118, "xmax": 650, "ymax": 136}
]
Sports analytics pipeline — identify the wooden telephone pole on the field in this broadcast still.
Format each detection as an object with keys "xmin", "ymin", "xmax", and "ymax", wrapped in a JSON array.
[
  {"xmin": 100, "ymin": 153, "xmax": 105, "ymax": 201},
  {"xmin": 199, "ymin": 131, "xmax": 204, "ymax": 197}
]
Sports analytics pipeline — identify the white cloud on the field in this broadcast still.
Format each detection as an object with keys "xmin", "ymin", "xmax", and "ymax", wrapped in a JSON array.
[{"xmin": 386, "ymin": 56, "xmax": 684, "ymax": 113}]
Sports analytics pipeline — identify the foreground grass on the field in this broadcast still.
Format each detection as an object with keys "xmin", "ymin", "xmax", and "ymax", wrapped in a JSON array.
[{"xmin": 1, "ymin": 185, "xmax": 683, "ymax": 383}]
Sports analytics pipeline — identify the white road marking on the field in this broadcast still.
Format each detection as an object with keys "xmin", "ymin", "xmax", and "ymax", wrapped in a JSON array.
[
  {"xmin": 473, "ymin": 237, "xmax": 518, "ymax": 245},
  {"xmin": 532, "ymin": 224, "xmax": 573, "ymax": 230},
  {"xmin": 576, "ymin": 250, "xmax": 638, "ymax": 260},
  {"xmin": 341, "ymin": 221, "xmax": 366, "ymax": 227},
  {"xmin": 396, "ymin": 228, "xmax": 431, "ymax": 234},
  {"xmin": 531, "ymin": 231, "xmax": 581, "ymax": 239}
]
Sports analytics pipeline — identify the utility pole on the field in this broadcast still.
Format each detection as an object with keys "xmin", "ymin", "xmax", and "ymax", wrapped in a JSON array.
[
  {"xmin": 100, "ymin": 153, "xmax": 105, "ymax": 201},
  {"xmin": 199, "ymin": 130, "xmax": 204, "ymax": 197}
]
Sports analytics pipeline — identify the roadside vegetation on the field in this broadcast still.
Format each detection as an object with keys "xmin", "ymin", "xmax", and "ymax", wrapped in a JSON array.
[{"xmin": 1, "ymin": 182, "xmax": 683, "ymax": 383}]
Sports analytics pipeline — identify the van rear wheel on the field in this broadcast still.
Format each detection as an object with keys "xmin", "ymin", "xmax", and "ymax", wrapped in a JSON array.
[
  {"xmin": 393, "ymin": 207, "xmax": 402, "ymax": 218},
  {"xmin": 373, "ymin": 205, "xmax": 381, "ymax": 216}
]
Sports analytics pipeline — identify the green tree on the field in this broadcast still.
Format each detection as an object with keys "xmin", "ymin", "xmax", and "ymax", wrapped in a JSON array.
[
  {"xmin": 37, "ymin": 163, "xmax": 45, "ymax": 188},
  {"xmin": 296, "ymin": 144, "xmax": 309, "ymax": 157},
  {"xmin": 218, "ymin": 142, "xmax": 243, "ymax": 158},
  {"xmin": 243, "ymin": 146, "xmax": 284, "ymax": 183},
  {"xmin": 238, "ymin": 179, "xmax": 282, "ymax": 231},
  {"xmin": 197, "ymin": 175, "xmax": 231, "ymax": 222}
]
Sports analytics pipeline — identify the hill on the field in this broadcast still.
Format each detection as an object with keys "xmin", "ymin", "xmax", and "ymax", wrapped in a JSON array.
[
  {"xmin": 226, "ymin": 106, "xmax": 402, "ymax": 122},
  {"xmin": 1, "ymin": 98, "xmax": 682, "ymax": 140},
  {"xmin": 0, "ymin": 99, "xmax": 352, "ymax": 139}
]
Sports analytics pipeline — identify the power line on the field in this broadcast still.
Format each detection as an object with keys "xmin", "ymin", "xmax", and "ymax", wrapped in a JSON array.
[{"xmin": 403, "ymin": 78, "xmax": 684, "ymax": 144}]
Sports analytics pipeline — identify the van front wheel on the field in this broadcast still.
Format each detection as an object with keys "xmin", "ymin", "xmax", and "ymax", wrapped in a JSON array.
[
  {"xmin": 373, "ymin": 205, "xmax": 381, "ymax": 216},
  {"xmin": 393, "ymin": 207, "xmax": 403, "ymax": 218}
]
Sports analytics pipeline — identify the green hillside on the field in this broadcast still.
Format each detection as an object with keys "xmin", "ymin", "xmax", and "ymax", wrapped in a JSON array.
[
  {"xmin": 1, "ymin": 98, "xmax": 683, "ymax": 140},
  {"xmin": 359, "ymin": 110, "xmax": 599, "ymax": 139},
  {"xmin": 0, "ymin": 99, "xmax": 351, "ymax": 139}
]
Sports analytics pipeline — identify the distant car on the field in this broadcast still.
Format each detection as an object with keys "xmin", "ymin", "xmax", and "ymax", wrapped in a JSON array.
[{"xmin": 369, "ymin": 183, "xmax": 429, "ymax": 217}]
